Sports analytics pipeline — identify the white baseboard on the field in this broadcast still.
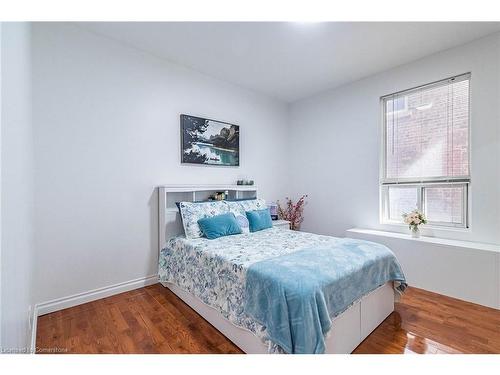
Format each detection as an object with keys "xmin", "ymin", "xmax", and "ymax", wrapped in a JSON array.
[
  {"xmin": 35, "ymin": 275, "xmax": 158, "ymax": 317},
  {"xmin": 30, "ymin": 274, "xmax": 158, "ymax": 352},
  {"xmin": 30, "ymin": 305, "xmax": 38, "ymax": 354}
]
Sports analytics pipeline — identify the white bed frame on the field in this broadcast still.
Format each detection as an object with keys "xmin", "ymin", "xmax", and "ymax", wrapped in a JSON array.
[{"xmin": 158, "ymin": 185, "xmax": 395, "ymax": 354}]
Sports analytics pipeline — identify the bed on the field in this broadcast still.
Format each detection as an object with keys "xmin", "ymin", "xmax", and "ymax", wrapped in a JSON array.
[{"xmin": 158, "ymin": 185, "xmax": 406, "ymax": 354}]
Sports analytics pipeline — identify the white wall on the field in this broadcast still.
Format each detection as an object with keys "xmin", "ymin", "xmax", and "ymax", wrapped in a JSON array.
[
  {"xmin": 289, "ymin": 32, "xmax": 500, "ymax": 245},
  {"xmin": 347, "ymin": 229, "xmax": 500, "ymax": 309},
  {"xmin": 26, "ymin": 23, "xmax": 500, "ymax": 312},
  {"xmin": 288, "ymin": 32, "xmax": 500, "ymax": 308},
  {"xmin": 32, "ymin": 23, "xmax": 290, "ymax": 304},
  {"xmin": 0, "ymin": 22, "xmax": 35, "ymax": 351},
  {"xmin": 1, "ymin": 21, "xmax": 3, "ymax": 349}
]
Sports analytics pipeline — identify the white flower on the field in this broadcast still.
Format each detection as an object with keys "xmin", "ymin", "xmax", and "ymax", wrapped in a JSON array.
[{"xmin": 402, "ymin": 209, "xmax": 425, "ymax": 227}]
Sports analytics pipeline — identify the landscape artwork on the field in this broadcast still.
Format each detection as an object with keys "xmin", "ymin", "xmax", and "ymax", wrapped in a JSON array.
[{"xmin": 181, "ymin": 114, "xmax": 240, "ymax": 166}]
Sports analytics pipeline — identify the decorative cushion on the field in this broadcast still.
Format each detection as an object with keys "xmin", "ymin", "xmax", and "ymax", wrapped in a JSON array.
[
  {"xmin": 226, "ymin": 198, "xmax": 265, "ymax": 234},
  {"xmin": 246, "ymin": 208, "xmax": 273, "ymax": 232},
  {"xmin": 226, "ymin": 201, "xmax": 250, "ymax": 233},
  {"xmin": 197, "ymin": 213, "xmax": 242, "ymax": 240},
  {"xmin": 178, "ymin": 201, "xmax": 229, "ymax": 239}
]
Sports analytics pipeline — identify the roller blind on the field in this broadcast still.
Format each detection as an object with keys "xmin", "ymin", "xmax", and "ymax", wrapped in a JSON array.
[{"xmin": 381, "ymin": 73, "xmax": 470, "ymax": 184}]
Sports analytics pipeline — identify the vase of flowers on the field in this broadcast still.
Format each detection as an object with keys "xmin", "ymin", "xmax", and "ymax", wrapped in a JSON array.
[
  {"xmin": 402, "ymin": 209, "xmax": 427, "ymax": 238},
  {"xmin": 277, "ymin": 195, "xmax": 308, "ymax": 231}
]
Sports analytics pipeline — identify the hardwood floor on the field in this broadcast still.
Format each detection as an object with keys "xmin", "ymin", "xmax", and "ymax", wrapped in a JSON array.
[
  {"xmin": 36, "ymin": 284, "xmax": 500, "ymax": 354},
  {"xmin": 353, "ymin": 287, "xmax": 500, "ymax": 354}
]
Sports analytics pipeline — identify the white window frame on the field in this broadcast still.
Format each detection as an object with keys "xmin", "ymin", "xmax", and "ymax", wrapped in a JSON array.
[
  {"xmin": 379, "ymin": 73, "xmax": 471, "ymax": 229},
  {"xmin": 380, "ymin": 183, "xmax": 469, "ymax": 228}
]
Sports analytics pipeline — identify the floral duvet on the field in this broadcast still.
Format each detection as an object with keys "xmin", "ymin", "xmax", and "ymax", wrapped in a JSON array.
[{"xmin": 158, "ymin": 227, "xmax": 404, "ymax": 352}]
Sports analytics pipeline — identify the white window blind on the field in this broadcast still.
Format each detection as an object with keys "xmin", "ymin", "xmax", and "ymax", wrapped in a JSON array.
[
  {"xmin": 380, "ymin": 73, "xmax": 470, "ymax": 228},
  {"xmin": 382, "ymin": 73, "xmax": 470, "ymax": 184}
]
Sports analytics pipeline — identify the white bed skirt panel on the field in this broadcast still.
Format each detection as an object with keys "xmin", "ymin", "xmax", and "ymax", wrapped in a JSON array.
[{"xmin": 162, "ymin": 281, "xmax": 394, "ymax": 354}]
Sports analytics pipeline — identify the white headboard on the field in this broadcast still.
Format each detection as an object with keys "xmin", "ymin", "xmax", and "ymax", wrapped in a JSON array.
[{"xmin": 158, "ymin": 184, "xmax": 258, "ymax": 252}]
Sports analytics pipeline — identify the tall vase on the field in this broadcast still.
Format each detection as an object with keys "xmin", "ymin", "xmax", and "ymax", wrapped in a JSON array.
[{"xmin": 411, "ymin": 226, "xmax": 420, "ymax": 238}]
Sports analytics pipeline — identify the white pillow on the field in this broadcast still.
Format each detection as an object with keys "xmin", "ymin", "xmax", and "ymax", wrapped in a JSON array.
[
  {"xmin": 178, "ymin": 201, "xmax": 229, "ymax": 239},
  {"xmin": 226, "ymin": 199, "xmax": 267, "ymax": 234},
  {"xmin": 237, "ymin": 198, "xmax": 267, "ymax": 212},
  {"xmin": 226, "ymin": 201, "xmax": 250, "ymax": 233}
]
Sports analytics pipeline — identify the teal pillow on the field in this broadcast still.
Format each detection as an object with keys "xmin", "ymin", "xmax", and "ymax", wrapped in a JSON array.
[
  {"xmin": 246, "ymin": 208, "xmax": 273, "ymax": 232},
  {"xmin": 197, "ymin": 213, "xmax": 242, "ymax": 240}
]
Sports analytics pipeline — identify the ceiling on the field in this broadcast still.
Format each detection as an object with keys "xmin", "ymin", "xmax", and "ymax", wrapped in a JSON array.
[{"xmin": 77, "ymin": 22, "xmax": 500, "ymax": 102}]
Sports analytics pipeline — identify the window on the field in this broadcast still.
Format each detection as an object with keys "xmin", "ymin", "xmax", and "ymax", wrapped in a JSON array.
[
  {"xmin": 380, "ymin": 73, "xmax": 470, "ymax": 228},
  {"xmin": 386, "ymin": 96, "xmax": 408, "ymax": 116}
]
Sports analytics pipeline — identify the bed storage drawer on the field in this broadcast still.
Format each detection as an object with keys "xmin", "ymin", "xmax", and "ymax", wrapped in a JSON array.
[
  {"xmin": 360, "ymin": 282, "xmax": 394, "ymax": 341},
  {"xmin": 326, "ymin": 301, "xmax": 361, "ymax": 354}
]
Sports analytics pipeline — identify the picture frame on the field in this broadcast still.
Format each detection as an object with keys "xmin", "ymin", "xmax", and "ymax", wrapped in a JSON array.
[{"xmin": 180, "ymin": 114, "xmax": 240, "ymax": 166}]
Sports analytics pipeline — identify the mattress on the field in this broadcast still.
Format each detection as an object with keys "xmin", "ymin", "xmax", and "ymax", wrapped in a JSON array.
[{"xmin": 158, "ymin": 228, "xmax": 402, "ymax": 352}]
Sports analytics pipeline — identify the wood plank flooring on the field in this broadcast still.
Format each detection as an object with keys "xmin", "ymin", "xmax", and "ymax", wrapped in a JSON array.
[
  {"xmin": 36, "ymin": 284, "xmax": 500, "ymax": 354},
  {"xmin": 353, "ymin": 287, "xmax": 500, "ymax": 354}
]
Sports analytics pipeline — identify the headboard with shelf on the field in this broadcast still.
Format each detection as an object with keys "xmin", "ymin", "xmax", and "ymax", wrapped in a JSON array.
[{"xmin": 158, "ymin": 185, "xmax": 258, "ymax": 252}]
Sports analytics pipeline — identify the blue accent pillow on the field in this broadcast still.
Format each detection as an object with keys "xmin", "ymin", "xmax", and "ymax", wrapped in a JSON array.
[
  {"xmin": 246, "ymin": 208, "xmax": 273, "ymax": 232},
  {"xmin": 197, "ymin": 213, "xmax": 242, "ymax": 240}
]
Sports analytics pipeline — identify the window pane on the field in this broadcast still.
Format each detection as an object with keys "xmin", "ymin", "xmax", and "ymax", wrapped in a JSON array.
[
  {"xmin": 424, "ymin": 186, "xmax": 464, "ymax": 224},
  {"xmin": 386, "ymin": 96, "xmax": 407, "ymax": 114},
  {"xmin": 388, "ymin": 186, "xmax": 418, "ymax": 221},
  {"xmin": 385, "ymin": 78, "xmax": 469, "ymax": 180}
]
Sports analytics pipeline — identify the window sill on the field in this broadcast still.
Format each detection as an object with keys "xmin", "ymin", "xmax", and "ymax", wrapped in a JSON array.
[
  {"xmin": 346, "ymin": 228, "xmax": 500, "ymax": 254},
  {"xmin": 380, "ymin": 221, "xmax": 470, "ymax": 233}
]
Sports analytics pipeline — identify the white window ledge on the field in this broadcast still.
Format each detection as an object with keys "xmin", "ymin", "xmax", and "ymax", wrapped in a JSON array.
[{"xmin": 346, "ymin": 228, "xmax": 500, "ymax": 254}]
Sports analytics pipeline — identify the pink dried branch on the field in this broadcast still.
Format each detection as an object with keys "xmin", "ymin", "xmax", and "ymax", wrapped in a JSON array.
[{"xmin": 276, "ymin": 194, "xmax": 308, "ymax": 230}]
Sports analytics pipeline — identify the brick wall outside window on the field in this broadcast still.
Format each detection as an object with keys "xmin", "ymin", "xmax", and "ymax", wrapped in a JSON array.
[{"xmin": 382, "ymin": 77, "xmax": 469, "ymax": 225}]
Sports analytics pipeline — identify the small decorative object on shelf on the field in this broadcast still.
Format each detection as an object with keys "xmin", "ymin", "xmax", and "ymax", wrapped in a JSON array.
[
  {"xmin": 402, "ymin": 209, "xmax": 427, "ymax": 238},
  {"xmin": 277, "ymin": 195, "xmax": 308, "ymax": 231},
  {"xmin": 268, "ymin": 202, "xmax": 279, "ymax": 220},
  {"xmin": 236, "ymin": 179, "xmax": 254, "ymax": 185},
  {"xmin": 209, "ymin": 191, "xmax": 228, "ymax": 201}
]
